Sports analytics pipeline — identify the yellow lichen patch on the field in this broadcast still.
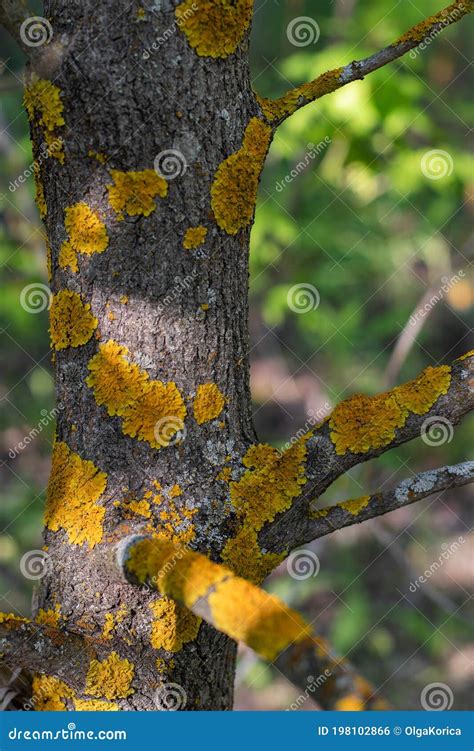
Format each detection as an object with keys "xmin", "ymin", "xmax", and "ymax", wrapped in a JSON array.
[
  {"xmin": 183, "ymin": 225, "xmax": 208, "ymax": 249},
  {"xmin": 59, "ymin": 202, "xmax": 109, "ymax": 273},
  {"xmin": 74, "ymin": 698, "xmax": 119, "ymax": 711},
  {"xmin": 123, "ymin": 498, "xmax": 152, "ymax": 519},
  {"xmin": 24, "ymin": 80, "xmax": 65, "ymax": 162},
  {"xmin": 107, "ymin": 169, "xmax": 167, "ymax": 219},
  {"xmin": 458, "ymin": 349, "xmax": 474, "ymax": 361},
  {"xmin": 85, "ymin": 652, "xmax": 134, "ymax": 699},
  {"xmin": 102, "ymin": 613, "xmax": 115, "ymax": 640},
  {"xmin": 44, "ymin": 441, "xmax": 107, "ymax": 548},
  {"xmin": 168, "ymin": 484, "xmax": 182, "ymax": 498},
  {"xmin": 34, "ymin": 171, "xmax": 47, "ymax": 219},
  {"xmin": 330, "ymin": 364, "xmax": 451, "ymax": 455},
  {"xmin": 310, "ymin": 507, "xmax": 329, "ymax": 519},
  {"xmin": 175, "ymin": 0, "xmax": 253, "ymax": 59},
  {"xmin": 209, "ymin": 577, "xmax": 310, "ymax": 661},
  {"xmin": 256, "ymin": 69, "xmax": 344, "ymax": 124},
  {"xmin": 49, "ymin": 290, "xmax": 98, "ymax": 350},
  {"xmin": 221, "ymin": 527, "xmax": 284, "ymax": 585},
  {"xmin": 211, "ymin": 117, "xmax": 272, "ymax": 235},
  {"xmin": 334, "ymin": 694, "xmax": 366, "ymax": 711},
  {"xmin": 146, "ymin": 543, "xmax": 228, "ymax": 606},
  {"xmin": 87, "ymin": 340, "xmax": 186, "ymax": 449},
  {"xmin": 149, "ymin": 597, "xmax": 201, "ymax": 652},
  {"xmin": 32, "ymin": 674, "xmax": 74, "ymax": 711},
  {"xmin": 155, "ymin": 499, "xmax": 197, "ymax": 545},
  {"xmin": 339, "ymin": 495, "xmax": 371, "ymax": 516},
  {"xmin": 0, "ymin": 612, "xmax": 28, "ymax": 626},
  {"xmin": 193, "ymin": 383, "xmax": 225, "ymax": 424},
  {"xmin": 36, "ymin": 604, "xmax": 61, "ymax": 628},
  {"xmin": 126, "ymin": 537, "xmax": 155, "ymax": 583}
]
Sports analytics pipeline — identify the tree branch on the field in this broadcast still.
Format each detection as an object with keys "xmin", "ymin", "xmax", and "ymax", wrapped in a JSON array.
[
  {"xmin": 291, "ymin": 461, "xmax": 474, "ymax": 551},
  {"xmin": 256, "ymin": 1, "xmax": 473, "ymax": 126},
  {"xmin": 260, "ymin": 352, "xmax": 473, "ymax": 553},
  {"xmin": 121, "ymin": 538, "xmax": 388, "ymax": 710},
  {"xmin": 0, "ymin": 0, "xmax": 68, "ymax": 76}
]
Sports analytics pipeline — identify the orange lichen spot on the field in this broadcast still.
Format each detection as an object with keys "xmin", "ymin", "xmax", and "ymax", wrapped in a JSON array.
[
  {"xmin": 175, "ymin": 0, "xmax": 253, "ymax": 59},
  {"xmin": 209, "ymin": 577, "xmax": 310, "ymax": 661},
  {"xmin": 49, "ymin": 290, "xmax": 98, "ymax": 350},
  {"xmin": 211, "ymin": 118, "xmax": 271, "ymax": 235},
  {"xmin": 330, "ymin": 365, "xmax": 451, "ymax": 455},
  {"xmin": 24, "ymin": 79, "xmax": 65, "ymax": 162},
  {"xmin": 193, "ymin": 383, "xmax": 225, "ymax": 424},
  {"xmin": 107, "ymin": 169, "xmax": 167, "ymax": 219},
  {"xmin": 85, "ymin": 652, "xmax": 134, "ymax": 699},
  {"xmin": 87, "ymin": 340, "xmax": 186, "ymax": 449},
  {"xmin": 36, "ymin": 604, "xmax": 61, "ymax": 628},
  {"xmin": 339, "ymin": 495, "xmax": 371, "ymax": 516},
  {"xmin": 169, "ymin": 484, "xmax": 182, "ymax": 498},
  {"xmin": 256, "ymin": 68, "xmax": 343, "ymax": 124},
  {"xmin": 32, "ymin": 674, "xmax": 74, "ymax": 711},
  {"xmin": 334, "ymin": 694, "xmax": 365, "ymax": 711},
  {"xmin": 59, "ymin": 202, "xmax": 109, "ymax": 273},
  {"xmin": 74, "ymin": 698, "xmax": 119, "ymax": 711},
  {"xmin": 149, "ymin": 596, "xmax": 201, "ymax": 652},
  {"xmin": 183, "ymin": 225, "xmax": 208, "ymax": 249},
  {"xmin": 44, "ymin": 440, "xmax": 107, "ymax": 548}
]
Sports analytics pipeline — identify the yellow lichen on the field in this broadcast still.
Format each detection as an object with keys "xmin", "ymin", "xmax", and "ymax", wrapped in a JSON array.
[
  {"xmin": 34, "ymin": 171, "xmax": 47, "ymax": 219},
  {"xmin": 44, "ymin": 440, "xmax": 107, "ymax": 548},
  {"xmin": 168, "ymin": 484, "xmax": 182, "ymax": 498},
  {"xmin": 256, "ymin": 68, "xmax": 344, "ymax": 124},
  {"xmin": 183, "ymin": 225, "xmax": 208, "ymax": 249},
  {"xmin": 175, "ymin": 0, "xmax": 253, "ymax": 59},
  {"xmin": 211, "ymin": 117, "xmax": 272, "ymax": 235},
  {"xmin": 74, "ymin": 699, "xmax": 119, "ymax": 711},
  {"xmin": 24, "ymin": 80, "xmax": 65, "ymax": 162},
  {"xmin": 87, "ymin": 340, "xmax": 186, "ymax": 449},
  {"xmin": 149, "ymin": 597, "xmax": 201, "ymax": 652},
  {"xmin": 59, "ymin": 202, "xmax": 109, "ymax": 273},
  {"xmin": 85, "ymin": 652, "xmax": 134, "ymax": 699},
  {"xmin": 124, "ymin": 499, "xmax": 152, "ymax": 519},
  {"xmin": 339, "ymin": 495, "xmax": 371, "ymax": 516},
  {"xmin": 334, "ymin": 694, "xmax": 366, "ymax": 711},
  {"xmin": 220, "ymin": 527, "xmax": 284, "ymax": 585},
  {"xmin": 154, "ymin": 499, "xmax": 197, "ymax": 545},
  {"xmin": 193, "ymin": 383, "xmax": 225, "ymax": 424},
  {"xmin": 102, "ymin": 613, "xmax": 115, "ymax": 640},
  {"xmin": 49, "ymin": 290, "xmax": 98, "ymax": 350},
  {"xmin": 329, "ymin": 365, "xmax": 451, "ymax": 455},
  {"xmin": 36, "ymin": 604, "xmax": 61, "ymax": 628},
  {"xmin": 32, "ymin": 674, "xmax": 74, "ymax": 712},
  {"xmin": 458, "ymin": 349, "xmax": 474, "ymax": 361},
  {"xmin": 0, "ymin": 612, "xmax": 28, "ymax": 625},
  {"xmin": 209, "ymin": 577, "xmax": 310, "ymax": 661},
  {"xmin": 107, "ymin": 169, "xmax": 167, "ymax": 219}
]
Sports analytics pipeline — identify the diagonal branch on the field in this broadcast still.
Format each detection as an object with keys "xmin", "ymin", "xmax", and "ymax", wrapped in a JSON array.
[
  {"xmin": 256, "ymin": 1, "xmax": 473, "ymax": 126},
  {"xmin": 260, "ymin": 352, "xmax": 473, "ymax": 553},
  {"xmin": 291, "ymin": 461, "xmax": 474, "ymax": 551},
  {"xmin": 121, "ymin": 538, "xmax": 388, "ymax": 710}
]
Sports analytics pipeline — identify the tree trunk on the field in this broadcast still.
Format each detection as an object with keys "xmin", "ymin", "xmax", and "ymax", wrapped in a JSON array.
[{"xmin": 31, "ymin": 0, "xmax": 263, "ymax": 710}]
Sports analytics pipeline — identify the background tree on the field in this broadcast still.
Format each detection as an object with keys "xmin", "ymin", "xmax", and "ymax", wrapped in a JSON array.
[{"xmin": 0, "ymin": 0, "xmax": 472, "ymax": 711}]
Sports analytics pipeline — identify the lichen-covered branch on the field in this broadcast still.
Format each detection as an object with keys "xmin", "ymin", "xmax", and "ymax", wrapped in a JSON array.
[
  {"xmin": 292, "ymin": 461, "xmax": 474, "ymax": 550},
  {"xmin": 259, "ymin": 352, "xmax": 473, "ymax": 553},
  {"xmin": 122, "ymin": 538, "xmax": 387, "ymax": 710},
  {"xmin": 256, "ymin": 1, "xmax": 473, "ymax": 126}
]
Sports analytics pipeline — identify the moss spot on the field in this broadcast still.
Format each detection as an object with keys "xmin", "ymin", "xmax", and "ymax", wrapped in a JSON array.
[
  {"xmin": 85, "ymin": 652, "xmax": 134, "ymax": 700},
  {"xmin": 107, "ymin": 169, "xmax": 167, "ymax": 219},
  {"xmin": 176, "ymin": 0, "xmax": 253, "ymax": 59},
  {"xmin": 49, "ymin": 290, "xmax": 98, "ymax": 350},
  {"xmin": 149, "ymin": 596, "xmax": 201, "ymax": 652},
  {"xmin": 183, "ymin": 225, "xmax": 208, "ymax": 249},
  {"xmin": 45, "ymin": 441, "xmax": 107, "ymax": 548},
  {"xmin": 59, "ymin": 202, "xmax": 109, "ymax": 273},
  {"xmin": 211, "ymin": 117, "xmax": 272, "ymax": 235},
  {"xmin": 193, "ymin": 383, "xmax": 225, "ymax": 424},
  {"xmin": 24, "ymin": 80, "xmax": 65, "ymax": 162}
]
